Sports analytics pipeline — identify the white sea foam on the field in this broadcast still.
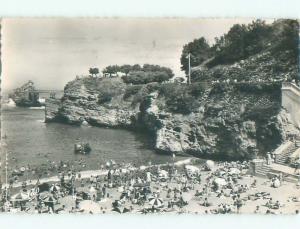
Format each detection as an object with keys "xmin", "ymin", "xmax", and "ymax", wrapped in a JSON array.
[{"xmin": 3, "ymin": 98, "xmax": 16, "ymax": 108}]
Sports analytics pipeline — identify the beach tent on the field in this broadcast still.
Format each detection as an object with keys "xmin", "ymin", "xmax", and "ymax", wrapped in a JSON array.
[
  {"xmin": 11, "ymin": 192, "xmax": 29, "ymax": 202},
  {"xmin": 205, "ymin": 160, "xmax": 215, "ymax": 171}
]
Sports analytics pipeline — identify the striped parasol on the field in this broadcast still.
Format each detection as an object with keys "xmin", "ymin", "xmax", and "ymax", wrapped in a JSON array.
[
  {"xmin": 148, "ymin": 196, "xmax": 164, "ymax": 207},
  {"xmin": 50, "ymin": 184, "xmax": 61, "ymax": 192},
  {"xmin": 112, "ymin": 206, "xmax": 130, "ymax": 214},
  {"xmin": 41, "ymin": 193, "xmax": 57, "ymax": 203}
]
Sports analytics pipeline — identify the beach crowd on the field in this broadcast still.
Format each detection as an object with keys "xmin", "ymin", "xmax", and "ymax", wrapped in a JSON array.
[{"xmin": 1, "ymin": 159, "xmax": 300, "ymax": 214}]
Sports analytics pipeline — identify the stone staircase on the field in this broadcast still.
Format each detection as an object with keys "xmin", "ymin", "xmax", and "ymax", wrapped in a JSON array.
[
  {"xmin": 255, "ymin": 164, "xmax": 271, "ymax": 177},
  {"xmin": 276, "ymin": 143, "xmax": 297, "ymax": 165},
  {"xmin": 295, "ymin": 138, "xmax": 300, "ymax": 148}
]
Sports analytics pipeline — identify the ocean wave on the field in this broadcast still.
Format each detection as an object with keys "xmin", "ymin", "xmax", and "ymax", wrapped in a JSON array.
[{"xmin": 2, "ymin": 98, "xmax": 16, "ymax": 108}]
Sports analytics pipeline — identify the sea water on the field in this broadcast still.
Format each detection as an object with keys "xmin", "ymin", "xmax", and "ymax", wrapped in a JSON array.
[{"xmin": 1, "ymin": 106, "xmax": 184, "ymax": 175}]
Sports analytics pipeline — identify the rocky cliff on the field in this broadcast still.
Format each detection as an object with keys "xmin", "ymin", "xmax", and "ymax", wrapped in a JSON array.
[{"xmin": 45, "ymin": 75, "xmax": 299, "ymax": 160}]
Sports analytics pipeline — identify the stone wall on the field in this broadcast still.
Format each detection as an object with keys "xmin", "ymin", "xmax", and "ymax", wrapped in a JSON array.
[{"xmin": 282, "ymin": 82, "xmax": 300, "ymax": 128}]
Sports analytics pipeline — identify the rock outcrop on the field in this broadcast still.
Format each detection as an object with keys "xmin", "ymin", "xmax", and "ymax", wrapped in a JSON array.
[
  {"xmin": 45, "ymin": 76, "xmax": 299, "ymax": 160},
  {"xmin": 10, "ymin": 81, "xmax": 41, "ymax": 107}
]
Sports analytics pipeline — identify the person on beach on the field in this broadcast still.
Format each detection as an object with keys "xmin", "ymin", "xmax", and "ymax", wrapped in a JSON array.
[
  {"xmin": 234, "ymin": 195, "xmax": 243, "ymax": 214},
  {"xmin": 266, "ymin": 152, "xmax": 272, "ymax": 165},
  {"xmin": 294, "ymin": 155, "xmax": 300, "ymax": 175}
]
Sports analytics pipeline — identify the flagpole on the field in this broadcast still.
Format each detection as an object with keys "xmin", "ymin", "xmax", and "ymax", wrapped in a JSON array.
[
  {"xmin": 5, "ymin": 151, "xmax": 8, "ymax": 202},
  {"xmin": 188, "ymin": 53, "xmax": 191, "ymax": 85},
  {"xmin": 172, "ymin": 153, "xmax": 175, "ymax": 178}
]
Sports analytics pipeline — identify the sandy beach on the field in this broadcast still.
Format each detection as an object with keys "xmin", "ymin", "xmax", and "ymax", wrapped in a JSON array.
[{"xmin": 1, "ymin": 159, "xmax": 300, "ymax": 214}]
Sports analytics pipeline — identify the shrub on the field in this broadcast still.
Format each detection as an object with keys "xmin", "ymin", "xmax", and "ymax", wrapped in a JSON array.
[
  {"xmin": 96, "ymin": 78, "xmax": 125, "ymax": 104},
  {"xmin": 122, "ymin": 65, "xmax": 174, "ymax": 85},
  {"xmin": 158, "ymin": 83, "xmax": 204, "ymax": 114},
  {"xmin": 123, "ymin": 85, "xmax": 142, "ymax": 100}
]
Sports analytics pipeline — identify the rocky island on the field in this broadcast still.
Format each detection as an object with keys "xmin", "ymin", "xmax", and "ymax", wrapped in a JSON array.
[
  {"xmin": 45, "ymin": 19, "xmax": 300, "ymax": 160},
  {"xmin": 9, "ymin": 80, "xmax": 42, "ymax": 107}
]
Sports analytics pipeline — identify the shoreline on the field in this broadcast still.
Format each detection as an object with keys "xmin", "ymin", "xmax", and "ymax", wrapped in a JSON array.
[{"xmin": 2, "ymin": 158, "xmax": 194, "ymax": 190}]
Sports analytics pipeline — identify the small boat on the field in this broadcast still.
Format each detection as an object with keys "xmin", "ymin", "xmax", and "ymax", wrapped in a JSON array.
[{"xmin": 74, "ymin": 143, "xmax": 91, "ymax": 155}]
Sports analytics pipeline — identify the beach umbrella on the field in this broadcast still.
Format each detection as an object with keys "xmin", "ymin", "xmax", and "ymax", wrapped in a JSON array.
[
  {"xmin": 148, "ymin": 196, "xmax": 164, "ymax": 207},
  {"xmin": 11, "ymin": 192, "xmax": 30, "ymax": 202},
  {"xmin": 273, "ymin": 179, "xmax": 281, "ymax": 188},
  {"xmin": 133, "ymin": 183, "xmax": 150, "ymax": 188},
  {"xmin": 213, "ymin": 178, "xmax": 227, "ymax": 186},
  {"xmin": 90, "ymin": 177, "xmax": 97, "ymax": 183},
  {"xmin": 38, "ymin": 183, "xmax": 50, "ymax": 193},
  {"xmin": 39, "ymin": 191, "xmax": 51, "ymax": 199},
  {"xmin": 20, "ymin": 167, "xmax": 26, "ymax": 172},
  {"xmin": 50, "ymin": 184, "xmax": 61, "ymax": 192},
  {"xmin": 89, "ymin": 186, "xmax": 97, "ymax": 194},
  {"xmin": 43, "ymin": 195, "xmax": 57, "ymax": 204},
  {"xmin": 118, "ymin": 186, "xmax": 125, "ymax": 193},
  {"xmin": 181, "ymin": 192, "xmax": 193, "ymax": 202},
  {"xmin": 159, "ymin": 170, "xmax": 169, "ymax": 180},
  {"xmin": 76, "ymin": 187, "xmax": 90, "ymax": 193},
  {"xmin": 112, "ymin": 200, "xmax": 122, "ymax": 208},
  {"xmin": 29, "ymin": 188, "xmax": 38, "ymax": 200},
  {"xmin": 79, "ymin": 200, "xmax": 101, "ymax": 213},
  {"xmin": 185, "ymin": 165, "xmax": 201, "ymax": 173},
  {"xmin": 121, "ymin": 168, "xmax": 128, "ymax": 173},
  {"xmin": 205, "ymin": 160, "xmax": 215, "ymax": 171},
  {"xmin": 112, "ymin": 206, "xmax": 130, "ymax": 214},
  {"xmin": 229, "ymin": 168, "xmax": 241, "ymax": 175},
  {"xmin": 40, "ymin": 192, "xmax": 56, "ymax": 203}
]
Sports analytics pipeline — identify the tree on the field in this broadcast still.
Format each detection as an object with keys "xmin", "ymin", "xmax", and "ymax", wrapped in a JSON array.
[
  {"xmin": 180, "ymin": 37, "xmax": 212, "ymax": 74},
  {"xmin": 102, "ymin": 65, "xmax": 118, "ymax": 77},
  {"xmin": 120, "ymin": 65, "xmax": 132, "ymax": 76},
  {"xmin": 89, "ymin": 68, "xmax": 99, "ymax": 77},
  {"xmin": 271, "ymin": 19, "xmax": 299, "ymax": 60},
  {"xmin": 208, "ymin": 21, "xmax": 272, "ymax": 67},
  {"xmin": 122, "ymin": 68, "xmax": 173, "ymax": 85}
]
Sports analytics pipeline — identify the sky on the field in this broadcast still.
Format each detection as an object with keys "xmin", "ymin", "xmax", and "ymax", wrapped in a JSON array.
[{"xmin": 1, "ymin": 18, "xmax": 263, "ymax": 91}]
